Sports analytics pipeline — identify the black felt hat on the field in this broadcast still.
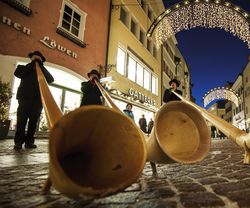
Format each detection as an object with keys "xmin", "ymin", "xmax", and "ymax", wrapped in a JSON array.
[
  {"xmin": 87, "ymin": 69, "xmax": 100, "ymax": 79},
  {"xmin": 169, "ymin": 79, "xmax": 180, "ymax": 87},
  {"xmin": 28, "ymin": 51, "xmax": 46, "ymax": 62}
]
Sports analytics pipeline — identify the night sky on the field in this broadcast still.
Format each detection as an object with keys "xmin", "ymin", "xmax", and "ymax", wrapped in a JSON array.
[{"xmin": 162, "ymin": 0, "xmax": 250, "ymax": 108}]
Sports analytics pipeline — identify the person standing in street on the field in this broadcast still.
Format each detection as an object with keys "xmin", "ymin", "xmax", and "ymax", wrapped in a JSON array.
[
  {"xmin": 123, "ymin": 103, "xmax": 134, "ymax": 121},
  {"xmin": 147, "ymin": 118, "xmax": 154, "ymax": 136},
  {"xmin": 139, "ymin": 114, "xmax": 147, "ymax": 133},
  {"xmin": 151, "ymin": 78, "xmax": 183, "ymax": 176},
  {"xmin": 80, "ymin": 69, "xmax": 103, "ymax": 106},
  {"xmin": 14, "ymin": 51, "xmax": 54, "ymax": 150}
]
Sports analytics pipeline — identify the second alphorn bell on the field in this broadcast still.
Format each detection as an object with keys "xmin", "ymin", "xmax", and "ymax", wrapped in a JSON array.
[
  {"xmin": 36, "ymin": 63, "xmax": 147, "ymax": 199},
  {"xmin": 172, "ymin": 90, "xmax": 250, "ymax": 164},
  {"xmin": 95, "ymin": 80, "xmax": 211, "ymax": 165}
]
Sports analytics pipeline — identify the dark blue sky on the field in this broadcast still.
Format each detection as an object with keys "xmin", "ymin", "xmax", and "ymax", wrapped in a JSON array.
[{"xmin": 162, "ymin": 0, "xmax": 250, "ymax": 108}]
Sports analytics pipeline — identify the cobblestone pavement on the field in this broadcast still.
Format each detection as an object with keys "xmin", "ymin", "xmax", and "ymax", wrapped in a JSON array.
[{"xmin": 0, "ymin": 138, "xmax": 250, "ymax": 208}]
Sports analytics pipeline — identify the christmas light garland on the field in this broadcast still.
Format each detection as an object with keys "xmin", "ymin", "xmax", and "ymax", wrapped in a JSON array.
[
  {"xmin": 203, "ymin": 87, "xmax": 239, "ymax": 107},
  {"xmin": 147, "ymin": 0, "xmax": 250, "ymax": 48}
]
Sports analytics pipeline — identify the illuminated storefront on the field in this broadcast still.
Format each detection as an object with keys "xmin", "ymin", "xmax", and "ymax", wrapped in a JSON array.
[{"xmin": 8, "ymin": 61, "xmax": 84, "ymax": 131}]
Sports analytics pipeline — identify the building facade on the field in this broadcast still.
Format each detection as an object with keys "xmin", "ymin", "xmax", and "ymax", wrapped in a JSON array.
[
  {"xmin": 243, "ymin": 56, "xmax": 250, "ymax": 132},
  {"xmin": 106, "ymin": 0, "xmax": 165, "ymax": 127},
  {"xmin": 0, "ymin": 0, "xmax": 110, "ymax": 130},
  {"xmin": 231, "ymin": 74, "xmax": 246, "ymax": 130},
  {"xmin": 162, "ymin": 40, "xmax": 190, "ymax": 101}
]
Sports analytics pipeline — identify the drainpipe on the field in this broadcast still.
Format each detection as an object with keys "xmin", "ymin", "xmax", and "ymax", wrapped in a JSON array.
[{"xmin": 104, "ymin": 0, "xmax": 112, "ymax": 77}]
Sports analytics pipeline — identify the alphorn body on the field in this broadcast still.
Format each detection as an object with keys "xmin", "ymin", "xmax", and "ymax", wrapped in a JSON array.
[
  {"xmin": 172, "ymin": 90, "xmax": 250, "ymax": 164},
  {"xmin": 36, "ymin": 64, "xmax": 147, "ymax": 199}
]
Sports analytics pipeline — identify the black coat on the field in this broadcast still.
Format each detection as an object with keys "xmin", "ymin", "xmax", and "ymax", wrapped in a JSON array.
[
  {"xmin": 163, "ymin": 88, "xmax": 182, "ymax": 103},
  {"xmin": 80, "ymin": 81, "xmax": 102, "ymax": 106},
  {"xmin": 14, "ymin": 61, "xmax": 54, "ymax": 100}
]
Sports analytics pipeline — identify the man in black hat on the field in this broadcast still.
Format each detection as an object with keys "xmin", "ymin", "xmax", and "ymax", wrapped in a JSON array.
[
  {"xmin": 150, "ymin": 78, "xmax": 183, "ymax": 176},
  {"xmin": 13, "ymin": 51, "xmax": 54, "ymax": 150},
  {"xmin": 163, "ymin": 79, "xmax": 183, "ymax": 103},
  {"xmin": 80, "ymin": 69, "xmax": 103, "ymax": 106}
]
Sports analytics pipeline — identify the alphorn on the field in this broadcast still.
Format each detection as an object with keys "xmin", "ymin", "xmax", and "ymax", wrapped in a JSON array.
[
  {"xmin": 146, "ymin": 100, "xmax": 211, "ymax": 164},
  {"xmin": 35, "ymin": 63, "xmax": 147, "ymax": 199},
  {"xmin": 172, "ymin": 90, "xmax": 250, "ymax": 164},
  {"xmin": 95, "ymin": 80, "xmax": 211, "ymax": 165}
]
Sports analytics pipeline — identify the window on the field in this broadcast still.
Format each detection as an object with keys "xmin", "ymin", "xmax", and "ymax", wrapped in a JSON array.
[
  {"xmin": 246, "ymin": 76, "xmax": 248, "ymax": 83},
  {"xmin": 58, "ymin": 0, "xmax": 87, "ymax": 45},
  {"xmin": 16, "ymin": 0, "xmax": 30, "ymax": 7},
  {"xmin": 136, "ymin": 63, "xmax": 144, "ymax": 86},
  {"xmin": 153, "ymin": 45, "xmax": 157, "ymax": 58},
  {"xmin": 151, "ymin": 75, "xmax": 158, "ymax": 95},
  {"xmin": 139, "ymin": 29, "xmax": 145, "ymax": 45},
  {"xmin": 117, "ymin": 47, "xmax": 126, "ymax": 75},
  {"xmin": 147, "ymin": 39, "xmax": 152, "ymax": 53},
  {"xmin": 130, "ymin": 18, "xmax": 138, "ymax": 37},
  {"xmin": 4, "ymin": 0, "xmax": 32, "ymax": 15},
  {"xmin": 120, "ymin": 7, "xmax": 128, "ymax": 27},
  {"xmin": 148, "ymin": 8, "xmax": 153, "ymax": 21},
  {"xmin": 128, "ymin": 56, "xmax": 136, "ymax": 82},
  {"xmin": 9, "ymin": 62, "xmax": 82, "ymax": 131},
  {"xmin": 144, "ymin": 69, "xmax": 150, "ymax": 90}
]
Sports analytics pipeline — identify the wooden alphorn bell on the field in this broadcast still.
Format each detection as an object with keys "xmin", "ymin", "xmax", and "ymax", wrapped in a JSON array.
[
  {"xmin": 36, "ymin": 63, "xmax": 147, "ymax": 199},
  {"xmin": 172, "ymin": 90, "xmax": 250, "ymax": 164}
]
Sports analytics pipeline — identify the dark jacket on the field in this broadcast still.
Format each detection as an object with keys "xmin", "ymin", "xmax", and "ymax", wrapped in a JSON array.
[
  {"xmin": 139, "ymin": 117, "xmax": 147, "ymax": 133},
  {"xmin": 163, "ymin": 89, "xmax": 182, "ymax": 103},
  {"xmin": 80, "ymin": 81, "xmax": 102, "ymax": 106},
  {"xmin": 14, "ymin": 61, "xmax": 54, "ymax": 100}
]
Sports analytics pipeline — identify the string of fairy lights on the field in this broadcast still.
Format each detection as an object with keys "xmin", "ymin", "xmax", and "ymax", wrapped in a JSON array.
[
  {"xmin": 147, "ymin": 0, "xmax": 250, "ymax": 49},
  {"xmin": 203, "ymin": 87, "xmax": 239, "ymax": 107}
]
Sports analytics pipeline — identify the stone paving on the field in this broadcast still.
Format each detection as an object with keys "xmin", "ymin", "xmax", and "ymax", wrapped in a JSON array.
[{"xmin": 0, "ymin": 138, "xmax": 250, "ymax": 208}]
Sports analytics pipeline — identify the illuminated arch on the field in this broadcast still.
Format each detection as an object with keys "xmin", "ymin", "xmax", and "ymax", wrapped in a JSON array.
[
  {"xmin": 203, "ymin": 87, "xmax": 239, "ymax": 107},
  {"xmin": 147, "ymin": 0, "xmax": 250, "ymax": 48}
]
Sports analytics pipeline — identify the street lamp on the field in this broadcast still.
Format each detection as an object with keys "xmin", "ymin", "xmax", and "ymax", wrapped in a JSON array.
[{"xmin": 174, "ymin": 56, "xmax": 181, "ymax": 78}]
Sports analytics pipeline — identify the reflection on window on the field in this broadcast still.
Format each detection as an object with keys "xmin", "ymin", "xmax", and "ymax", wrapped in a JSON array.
[
  {"xmin": 128, "ymin": 56, "xmax": 136, "ymax": 82},
  {"xmin": 63, "ymin": 91, "xmax": 81, "ymax": 113},
  {"xmin": 144, "ymin": 69, "xmax": 150, "ymax": 90},
  {"xmin": 136, "ymin": 63, "xmax": 143, "ymax": 86},
  {"xmin": 117, "ymin": 47, "xmax": 126, "ymax": 75},
  {"xmin": 45, "ymin": 65, "xmax": 82, "ymax": 91}
]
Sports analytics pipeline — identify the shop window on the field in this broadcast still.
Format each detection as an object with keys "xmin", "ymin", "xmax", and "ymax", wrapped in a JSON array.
[
  {"xmin": 128, "ymin": 56, "xmax": 136, "ymax": 82},
  {"xmin": 57, "ymin": 0, "xmax": 87, "ymax": 47},
  {"xmin": 117, "ymin": 47, "xmax": 126, "ymax": 75},
  {"xmin": 144, "ymin": 69, "xmax": 150, "ymax": 90},
  {"xmin": 9, "ymin": 61, "xmax": 82, "ymax": 131},
  {"xmin": 136, "ymin": 63, "xmax": 144, "ymax": 86},
  {"xmin": 120, "ymin": 6, "xmax": 128, "ymax": 27}
]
